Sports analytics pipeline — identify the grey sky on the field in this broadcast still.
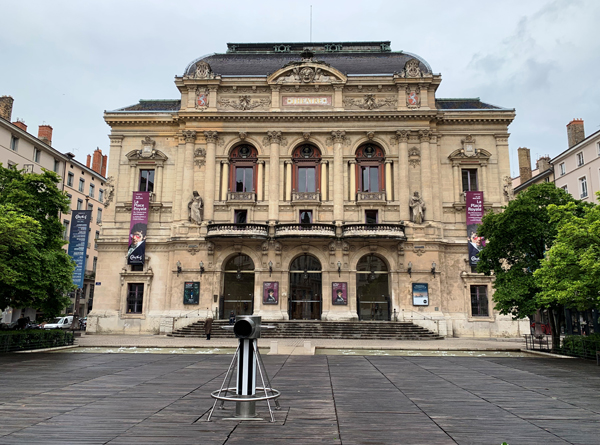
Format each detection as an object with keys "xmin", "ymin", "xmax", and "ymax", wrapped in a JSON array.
[{"xmin": 2, "ymin": 0, "xmax": 599, "ymax": 177}]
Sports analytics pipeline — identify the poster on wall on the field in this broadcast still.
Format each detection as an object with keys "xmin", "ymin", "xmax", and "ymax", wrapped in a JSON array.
[
  {"xmin": 67, "ymin": 210, "xmax": 92, "ymax": 288},
  {"xmin": 127, "ymin": 192, "xmax": 150, "ymax": 265},
  {"xmin": 412, "ymin": 283, "xmax": 429, "ymax": 306},
  {"xmin": 183, "ymin": 282, "xmax": 200, "ymax": 305},
  {"xmin": 263, "ymin": 282, "xmax": 279, "ymax": 304},
  {"xmin": 332, "ymin": 282, "xmax": 348, "ymax": 305},
  {"xmin": 466, "ymin": 191, "xmax": 485, "ymax": 267}
]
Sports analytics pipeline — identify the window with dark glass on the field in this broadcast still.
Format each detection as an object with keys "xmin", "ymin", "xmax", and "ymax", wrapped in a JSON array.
[
  {"xmin": 94, "ymin": 231, "xmax": 100, "ymax": 249},
  {"xmin": 139, "ymin": 169, "xmax": 155, "ymax": 192},
  {"xmin": 98, "ymin": 189, "xmax": 104, "ymax": 202},
  {"xmin": 235, "ymin": 167, "xmax": 254, "ymax": 192},
  {"xmin": 77, "ymin": 199, "xmax": 83, "ymax": 210},
  {"xmin": 229, "ymin": 145, "xmax": 258, "ymax": 194},
  {"xmin": 234, "ymin": 210, "xmax": 247, "ymax": 224},
  {"xmin": 127, "ymin": 283, "xmax": 144, "ymax": 313},
  {"xmin": 355, "ymin": 144, "xmax": 385, "ymax": 193},
  {"xmin": 79, "ymin": 178, "xmax": 85, "ymax": 192},
  {"xmin": 92, "ymin": 257, "xmax": 97, "ymax": 272},
  {"xmin": 89, "ymin": 183, "xmax": 95, "ymax": 198},
  {"xmin": 53, "ymin": 159, "xmax": 60, "ymax": 173},
  {"xmin": 297, "ymin": 167, "xmax": 316, "ymax": 192},
  {"xmin": 462, "ymin": 169, "xmax": 478, "ymax": 192},
  {"xmin": 97, "ymin": 208, "xmax": 102, "ymax": 224},
  {"xmin": 10, "ymin": 136, "xmax": 18, "ymax": 151},
  {"xmin": 34, "ymin": 148, "xmax": 40, "ymax": 163},
  {"xmin": 365, "ymin": 210, "xmax": 378, "ymax": 224},
  {"xmin": 470, "ymin": 285, "xmax": 489, "ymax": 316},
  {"xmin": 292, "ymin": 145, "xmax": 321, "ymax": 194},
  {"xmin": 67, "ymin": 172, "xmax": 74, "ymax": 186},
  {"xmin": 300, "ymin": 210, "xmax": 312, "ymax": 224},
  {"xmin": 361, "ymin": 167, "xmax": 380, "ymax": 192}
]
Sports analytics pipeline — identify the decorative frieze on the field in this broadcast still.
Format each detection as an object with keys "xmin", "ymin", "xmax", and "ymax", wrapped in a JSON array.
[
  {"xmin": 343, "ymin": 94, "xmax": 397, "ymax": 110},
  {"xmin": 218, "ymin": 95, "xmax": 271, "ymax": 110}
]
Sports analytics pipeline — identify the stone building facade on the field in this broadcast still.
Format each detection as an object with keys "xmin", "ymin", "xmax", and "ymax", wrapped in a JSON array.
[{"xmin": 88, "ymin": 42, "xmax": 528, "ymax": 337}]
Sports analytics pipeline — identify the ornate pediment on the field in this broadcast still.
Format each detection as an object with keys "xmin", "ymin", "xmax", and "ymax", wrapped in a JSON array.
[
  {"xmin": 126, "ymin": 138, "xmax": 168, "ymax": 165},
  {"xmin": 448, "ymin": 147, "xmax": 492, "ymax": 164},
  {"xmin": 268, "ymin": 55, "xmax": 346, "ymax": 85}
]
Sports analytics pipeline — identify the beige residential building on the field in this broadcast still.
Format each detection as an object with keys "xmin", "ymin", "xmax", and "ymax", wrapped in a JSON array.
[
  {"xmin": 89, "ymin": 42, "xmax": 528, "ymax": 337},
  {"xmin": 0, "ymin": 96, "xmax": 106, "ymax": 321}
]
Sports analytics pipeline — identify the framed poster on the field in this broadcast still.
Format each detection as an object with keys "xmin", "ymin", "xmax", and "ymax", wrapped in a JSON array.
[
  {"xmin": 332, "ymin": 282, "xmax": 348, "ymax": 305},
  {"xmin": 263, "ymin": 282, "xmax": 279, "ymax": 305},
  {"xmin": 412, "ymin": 283, "xmax": 429, "ymax": 306},
  {"xmin": 183, "ymin": 281, "xmax": 200, "ymax": 305}
]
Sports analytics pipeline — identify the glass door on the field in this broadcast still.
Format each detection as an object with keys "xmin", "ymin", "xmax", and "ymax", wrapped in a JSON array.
[{"xmin": 288, "ymin": 255, "xmax": 322, "ymax": 320}]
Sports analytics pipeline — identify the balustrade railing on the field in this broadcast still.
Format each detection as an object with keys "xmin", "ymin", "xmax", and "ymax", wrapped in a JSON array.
[
  {"xmin": 227, "ymin": 192, "xmax": 256, "ymax": 202},
  {"xmin": 292, "ymin": 191, "xmax": 320, "ymax": 202},
  {"xmin": 274, "ymin": 223, "xmax": 336, "ymax": 238},
  {"xmin": 356, "ymin": 191, "xmax": 386, "ymax": 202},
  {"xmin": 342, "ymin": 224, "xmax": 406, "ymax": 239},
  {"xmin": 206, "ymin": 223, "xmax": 269, "ymax": 238}
]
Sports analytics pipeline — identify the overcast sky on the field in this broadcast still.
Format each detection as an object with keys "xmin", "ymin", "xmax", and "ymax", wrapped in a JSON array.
[{"xmin": 2, "ymin": 0, "xmax": 599, "ymax": 177}]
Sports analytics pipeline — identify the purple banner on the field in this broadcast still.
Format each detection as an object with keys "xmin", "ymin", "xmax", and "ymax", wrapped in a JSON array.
[
  {"xmin": 263, "ymin": 282, "xmax": 279, "ymax": 305},
  {"xmin": 466, "ymin": 191, "xmax": 484, "ymax": 266},
  {"xmin": 332, "ymin": 282, "xmax": 347, "ymax": 305},
  {"xmin": 127, "ymin": 192, "xmax": 150, "ymax": 265}
]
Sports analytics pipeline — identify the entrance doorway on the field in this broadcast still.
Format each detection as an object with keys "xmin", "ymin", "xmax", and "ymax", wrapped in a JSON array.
[
  {"xmin": 356, "ymin": 254, "xmax": 390, "ymax": 321},
  {"xmin": 221, "ymin": 254, "xmax": 255, "ymax": 318},
  {"xmin": 288, "ymin": 255, "xmax": 322, "ymax": 320}
]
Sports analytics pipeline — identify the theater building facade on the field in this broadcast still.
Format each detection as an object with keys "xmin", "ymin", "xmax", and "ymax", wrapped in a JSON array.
[{"xmin": 88, "ymin": 41, "xmax": 528, "ymax": 337}]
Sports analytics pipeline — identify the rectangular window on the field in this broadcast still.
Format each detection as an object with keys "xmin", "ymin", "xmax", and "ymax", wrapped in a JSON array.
[
  {"xmin": 89, "ymin": 184, "xmax": 95, "ymax": 198},
  {"xmin": 67, "ymin": 172, "xmax": 74, "ymax": 186},
  {"xmin": 63, "ymin": 220, "xmax": 70, "ymax": 240},
  {"xmin": 33, "ymin": 148, "xmax": 40, "ymax": 162},
  {"xmin": 559, "ymin": 163, "xmax": 566, "ymax": 176},
  {"xmin": 597, "ymin": 142, "xmax": 600, "ymax": 157},
  {"xmin": 93, "ymin": 257, "xmax": 97, "ymax": 272},
  {"xmin": 98, "ymin": 189, "xmax": 104, "ymax": 203},
  {"xmin": 577, "ymin": 152, "xmax": 584, "ymax": 167},
  {"xmin": 139, "ymin": 169, "xmax": 155, "ymax": 192},
  {"xmin": 361, "ymin": 166, "xmax": 379, "ymax": 192},
  {"xmin": 234, "ymin": 210, "xmax": 247, "ymax": 224},
  {"xmin": 580, "ymin": 176, "xmax": 588, "ymax": 198},
  {"xmin": 10, "ymin": 136, "xmax": 18, "ymax": 151},
  {"xmin": 462, "ymin": 169, "xmax": 478, "ymax": 192},
  {"xmin": 77, "ymin": 199, "xmax": 83, "ymax": 210},
  {"xmin": 561, "ymin": 185, "xmax": 568, "ymax": 193},
  {"xmin": 94, "ymin": 231, "xmax": 100, "ymax": 249},
  {"xmin": 24, "ymin": 164, "xmax": 34, "ymax": 173},
  {"xmin": 365, "ymin": 210, "xmax": 378, "ymax": 224},
  {"xmin": 127, "ymin": 283, "xmax": 144, "ymax": 313},
  {"xmin": 235, "ymin": 167, "xmax": 254, "ymax": 192},
  {"xmin": 7, "ymin": 161, "xmax": 16, "ymax": 170},
  {"xmin": 53, "ymin": 159, "xmax": 59, "ymax": 173},
  {"xmin": 300, "ymin": 210, "xmax": 312, "ymax": 224},
  {"xmin": 297, "ymin": 167, "xmax": 316, "ymax": 192},
  {"xmin": 66, "ymin": 194, "xmax": 72, "ymax": 213},
  {"xmin": 79, "ymin": 178, "xmax": 85, "ymax": 192},
  {"xmin": 88, "ymin": 203, "xmax": 93, "ymax": 212},
  {"xmin": 470, "ymin": 285, "xmax": 489, "ymax": 317},
  {"xmin": 97, "ymin": 208, "xmax": 102, "ymax": 224},
  {"xmin": 89, "ymin": 284, "xmax": 94, "ymax": 301}
]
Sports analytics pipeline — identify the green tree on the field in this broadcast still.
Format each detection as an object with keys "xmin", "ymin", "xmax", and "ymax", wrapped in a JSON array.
[
  {"xmin": 0, "ymin": 165, "xmax": 74, "ymax": 316},
  {"xmin": 476, "ymin": 183, "xmax": 580, "ymax": 348},
  {"xmin": 534, "ymin": 196, "xmax": 600, "ymax": 313}
]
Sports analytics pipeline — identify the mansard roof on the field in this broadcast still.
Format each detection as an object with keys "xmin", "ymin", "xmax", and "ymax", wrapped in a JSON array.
[
  {"xmin": 435, "ymin": 98, "xmax": 507, "ymax": 110},
  {"xmin": 183, "ymin": 41, "xmax": 433, "ymax": 77}
]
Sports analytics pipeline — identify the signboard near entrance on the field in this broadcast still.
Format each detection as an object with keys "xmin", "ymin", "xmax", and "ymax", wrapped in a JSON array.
[
  {"xmin": 263, "ymin": 282, "xmax": 279, "ymax": 305},
  {"xmin": 412, "ymin": 283, "xmax": 429, "ymax": 306},
  {"xmin": 332, "ymin": 282, "xmax": 347, "ymax": 305},
  {"xmin": 183, "ymin": 282, "xmax": 200, "ymax": 305}
]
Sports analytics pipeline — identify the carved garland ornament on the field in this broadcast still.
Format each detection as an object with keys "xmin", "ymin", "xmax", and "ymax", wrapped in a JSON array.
[
  {"xmin": 218, "ymin": 95, "xmax": 271, "ymax": 110},
  {"xmin": 343, "ymin": 94, "xmax": 397, "ymax": 110}
]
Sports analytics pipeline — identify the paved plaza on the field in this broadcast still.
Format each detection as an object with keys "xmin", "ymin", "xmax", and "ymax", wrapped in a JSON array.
[{"xmin": 1, "ymin": 349, "xmax": 600, "ymax": 444}]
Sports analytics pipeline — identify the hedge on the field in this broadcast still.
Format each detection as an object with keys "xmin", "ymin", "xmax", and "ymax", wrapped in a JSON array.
[
  {"xmin": 559, "ymin": 333, "xmax": 600, "ymax": 360},
  {"xmin": 0, "ymin": 329, "xmax": 74, "ymax": 353}
]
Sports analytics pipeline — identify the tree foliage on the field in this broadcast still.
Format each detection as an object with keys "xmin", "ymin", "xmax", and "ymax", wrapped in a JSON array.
[
  {"xmin": 534, "ymin": 196, "xmax": 600, "ymax": 311},
  {"xmin": 0, "ymin": 165, "xmax": 74, "ymax": 316}
]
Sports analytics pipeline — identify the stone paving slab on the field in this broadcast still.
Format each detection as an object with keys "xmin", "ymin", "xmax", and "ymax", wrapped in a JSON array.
[{"xmin": 1, "ymin": 351, "xmax": 599, "ymax": 444}]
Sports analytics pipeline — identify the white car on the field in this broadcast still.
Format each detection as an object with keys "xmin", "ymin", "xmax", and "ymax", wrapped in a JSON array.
[{"xmin": 43, "ymin": 316, "xmax": 73, "ymax": 329}]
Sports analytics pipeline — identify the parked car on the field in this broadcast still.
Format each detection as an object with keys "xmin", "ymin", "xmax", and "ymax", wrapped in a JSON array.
[{"xmin": 42, "ymin": 316, "xmax": 73, "ymax": 330}]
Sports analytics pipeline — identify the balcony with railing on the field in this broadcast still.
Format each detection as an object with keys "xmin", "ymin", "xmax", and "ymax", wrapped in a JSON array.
[
  {"xmin": 292, "ymin": 191, "xmax": 321, "ymax": 204},
  {"xmin": 227, "ymin": 192, "xmax": 256, "ymax": 203},
  {"xmin": 342, "ymin": 224, "xmax": 406, "ymax": 239},
  {"xmin": 356, "ymin": 191, "xmax": 386, "ymax": 203},
  {"xmin": 274, "ymin": 223, "xmax": 336, "ymax": 239},
  {"xmin": 206, "ymin": 223, "xmax": 268, "ymax": 239}
]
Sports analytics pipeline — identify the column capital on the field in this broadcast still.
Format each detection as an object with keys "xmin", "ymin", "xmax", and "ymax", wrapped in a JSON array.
[
  {"xmin": 494, "ymin": 133, "xmax": 510, "ymax": 144},
  {"xmin": 257, "ymin": 160, "xmax": 265, "ymax": 165},
  {"xmin": 265, "ymin": 131, "xmax": 283, "ymax": 144},
  {"xmin": 348, "ymin": 160, "xmax": 357, "ymax": 165},
  {"xmin": 109, "ymin": 135, "xmax": 124, "ymax": 145},
  {"xmin": 385, "ymin": 159, "xmax": 393, "ymax": 165},
  {"xmin": 331, "ymin": 130, "xmax": 347, "ymax": 144},
  {"xmin": 392, "ymin": 130, "xmax": 410, "ymax": 144},
  {"xmin": 183, "ymin": 130, "xmax": 197, "ymax": 143},
  {"xmin": 204, "ymin": 131, "xmax": 219, "ymax": 143},
  {"xmin": 221, "ymin": 159, "xmax": 230, "ymax": 165},
  {"xmin": 418, "ymin": 130, "xmax": 431, "ymax": 142},
  {"xmin": 320, "ymin": 159, "xmax": 329, "ymax": 165},
  {"xmin": 284, "ymin": 160, "xmax": 293, "ymax": 165}
]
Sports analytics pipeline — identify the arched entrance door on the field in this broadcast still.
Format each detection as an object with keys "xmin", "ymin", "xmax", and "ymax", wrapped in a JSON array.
[
  {"xmin": 222, "ymin": 254, "xmax": 255, "ymax": 318},
  {"xmin": 289, "ymin": 255, "xmax": 322, "ymax": 320},
  {"xmin": 356, "ymin": 255, "xmax": 390, "ymax": 321}
]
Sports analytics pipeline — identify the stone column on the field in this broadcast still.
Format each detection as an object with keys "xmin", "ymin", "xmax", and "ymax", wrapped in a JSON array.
[
  {"xmin": 348, "ymin": 160, "xmax": 357, "ymax": 202},
  {"xmin": 385, "ymin": 160, "xmax": 393, "ymax": 201},
  {"xmin": 420, "ymin": 84, "xmax": 429, "ymax": 110},
  {"xmin": 108, "ymin": 136, "xmax": 123, "ymax": 205},
  {"xmin": 257, "ymin": 160, "xmax": 264, "ymax": 201},
  {"xmin": 156, "ymin": 165, "xmax": 164, "ymax": 202},
  {"xmin": 181, "ymin": 130, "xmax": 196, "ymax": 221},
  {"xmin": 285, "ymin": 160, "xmax": 292, "ymax": 201},
  {"xmin": 207, "ymin": 86, "xmax": 218, "ymax": 112},
  {"xmin": 495, "ymin": 134, "xmax": 511, "ymax": 202},
  {"xmin": 187, "ymin": 86, "xmax": 196, "ymax": 109},
  {"xmin": 397, "ymin": 84, "xmax": 407, "ymax": 111},
  {"xmin": 271, "ymin": 86, "xmax": 280, "ymax": 111},
  {"xmin": 203, "ymin": 131, "xmax": 218, "ymax": 221},
  {"xmin": 320, "ymin": 160, "xmax": 328, "ymax": 201},
  {"xmin": 453, "ymin": 164, "xmax": 461, "ymax": 203},
  {"xmin": 430, "ymin": 134, "xmax": 440, "ymax": 221},
  {"xmin": 419, "ymin": 130, "xmax": 432, "ymax": 221},
  {"xmin": 331, "ymin": 131, "xmax": 346, "ymax": 223},
  {"xmin": 266, "ymin": 131, "xmax": 282, "ymax": 222},
  {"xmin": 396, "ymin": 130, "xmax": 410, "ymax": 221},
  {"xmin": 129, "ymin": 164, "xmax": 137, "ymax": 198},
  {"xmin": 481, "ymin": 162, "xmax": 488, "ymax": 198},
  {"xmin": 220, "ymin": 160, "xmax": 230, "ymax": 202},
  {"xmin": 333, "ymin": 86, "xmax": 344, "ymax": 110},
  {"xmin": 173, "ymin": 134, "xmax": 186, "ymax": 222}
]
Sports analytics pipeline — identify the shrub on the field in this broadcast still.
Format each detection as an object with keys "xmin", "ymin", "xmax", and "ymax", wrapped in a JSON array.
[
  {"xmin": 0, "ymin": 329, "xmax": 74, "ymax": 353},
  {"xmin": 560, "ymin": 333, "xmax": 600, "ymax": 360}
]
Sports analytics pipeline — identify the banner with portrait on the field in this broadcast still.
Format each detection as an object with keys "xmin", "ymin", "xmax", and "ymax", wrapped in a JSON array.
[
  {"xmin": 127, "ymin": 192, "xmax": 150, "ymax": 265},
  {"xmin": 466, "ymin": 191, "xmax": 485, "ymax": 267},
  {"xmin": 67, "ymin": 210, "xmax": 92, "ymax": 288},
  {"xmin": 263, "ymin": 282, "xmax": 279, "ymax": 305},
  {"xmin": 332, "ymin": 282, "xmax": 348, "ymax": 305}
]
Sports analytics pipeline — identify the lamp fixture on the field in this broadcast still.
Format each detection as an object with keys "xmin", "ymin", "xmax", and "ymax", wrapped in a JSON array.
[
  {"xmin": 236, "ymin": 253, "xmax": 242, "ymax": 281},
  {"xmin": 337, "ymin": 261, "xmax": 342, "ymax": 277},
  {"xmin": 268, "ymin": 261, "xmax": 273, "ymax": 277},
  {"xmin": 176, "ymin": 260, "xmax": 182, "ymax": 277},
  {"xmin": 431, "ymin": 262, "xmax": 437, "ymax": 276},
  {"xmin": 407, "ymin": 261, "xmax": 412, "ymax": 278},
  {"xmin": 199, "ymin": 261, "xmax": 204, "ymax": 276}
]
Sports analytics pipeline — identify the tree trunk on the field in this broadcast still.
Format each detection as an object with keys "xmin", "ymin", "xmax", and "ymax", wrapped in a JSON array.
[{"xmin": 548, "ymin": 306, "xmax": 563, "ymax": 353}]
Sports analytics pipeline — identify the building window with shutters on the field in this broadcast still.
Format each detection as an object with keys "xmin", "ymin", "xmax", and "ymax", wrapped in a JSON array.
[{"xmin": 470, "ymin": 285, "xmax": 489, "ymax": 317}]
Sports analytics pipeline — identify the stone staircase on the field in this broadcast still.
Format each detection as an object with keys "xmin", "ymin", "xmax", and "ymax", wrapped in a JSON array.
[{"xmin": 168, "ymin": 320, "xmax": 443, "ymax": 340}]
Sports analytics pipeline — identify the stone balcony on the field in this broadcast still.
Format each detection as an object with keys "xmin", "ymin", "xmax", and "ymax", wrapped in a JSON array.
[
  {"xmin": 227, "ymin": 192, "xmax": 256, "ymax": 203},
  {"xmin": 356, "ymin": 191, "xmax": 386, "ymax": 203},
  {"xmin": 206, "ymin": 223, "xmax": 269, "ymax": 239},
  {"xmin": 341, "ymin": 224, "xmax": 406, "ymax": 240},
  {"xmin": 292, "ymin": 191, "xmax": 321, "ymax": 205},
  {"xmin": 274, "ymin": 223, "xmax": 336, "ymax": 239}
]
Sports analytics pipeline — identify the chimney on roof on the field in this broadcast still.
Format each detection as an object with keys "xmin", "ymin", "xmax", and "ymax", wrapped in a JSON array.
[
  {"xmin": 86, "ymin": 154, "xmax": 91, "ymax": 168},
  {"xmin": 13, "ymin": 119, "xmax": 27, "ymax": 132},
  {"xmin": 536, "ymin": 156, "xmax": 551, "ymax": 172},
  {"xmin": 101, "ymin": 154, "xmax": 107, "ymax": 177},
  {"xmin": 0, "ymin": 96, "xmax": 14, "ymax": 121},
  {"xmin": 567, "ymin": 119, "xmax": 585, "ymax": 148},
  {"xmin": 90, "ymin": 148, "xmax": 107, "ymax": 176},
  {"xmin": 517, "ymin": 147, "xmax": 532, "ymax": 182},
  {"xmin": 38, "ymin": 125, "xmax": 53, "ymax": 145}
]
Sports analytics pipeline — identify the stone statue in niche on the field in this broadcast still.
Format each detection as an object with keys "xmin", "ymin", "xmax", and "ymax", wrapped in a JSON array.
[
  {"xmin": 188, "ymin": 191, "xmax": 203, "ymax": 224},
  {"xmin": 409, "ymin": 191, "xmax": 426, "ymax": 224},
  {"xmin": 503, "ymin": 176, "xmax": 515, "ymax": 201}
]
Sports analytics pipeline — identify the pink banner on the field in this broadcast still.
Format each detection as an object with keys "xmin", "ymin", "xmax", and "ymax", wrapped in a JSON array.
[
  {"xmin": 466, "ymin": 191, "xmax": 484, "ymax": 266},
  {"xmin": 127, "ymin": 192, "xmax": 150, "ymax": 265}
]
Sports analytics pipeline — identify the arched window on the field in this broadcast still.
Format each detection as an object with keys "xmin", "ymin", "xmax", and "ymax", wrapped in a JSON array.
[
  {"xmin": 292, "ymin": 144, "xmax": 321, "ymax": 193},
  {"xmin": 355, "ymin": 144, "xmax": 385, "ymax": 193},
  {"xmin": 229, "ymin": 145, "xmax": 258, "ymax": 193}
]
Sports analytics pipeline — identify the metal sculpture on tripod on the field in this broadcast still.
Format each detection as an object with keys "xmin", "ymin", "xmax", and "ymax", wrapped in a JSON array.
[{"xmin": 207, "ymin": 315, "xmax": 281, "ymax": 422}]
